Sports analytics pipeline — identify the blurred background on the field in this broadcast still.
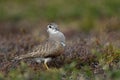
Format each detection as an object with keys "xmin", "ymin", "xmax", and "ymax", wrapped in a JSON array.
[
  {"xmin": 0, "ymin": 0, "xmax": 120, "ymax": 79},
  {"xmin": 0, "ymin": 0, "xmax": 120, "ymax": 37},
  {"xmin": 0, "ymin": 0, "xmax": 120, "ymax": 58}
]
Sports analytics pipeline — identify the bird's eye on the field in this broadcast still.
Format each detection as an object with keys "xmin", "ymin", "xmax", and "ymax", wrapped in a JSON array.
[{"xmin": 49, "ymin": 25, "xmax": 52, "ymax": 28}]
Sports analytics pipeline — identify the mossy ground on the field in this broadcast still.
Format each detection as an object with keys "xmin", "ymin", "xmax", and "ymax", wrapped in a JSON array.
[{"xmin": 0, "ymin": 0, "xmax": 120, "ymax": 80}]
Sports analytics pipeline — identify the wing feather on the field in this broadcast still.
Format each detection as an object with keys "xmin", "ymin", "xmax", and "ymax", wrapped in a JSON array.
[{"xmin": 14, "ymin": 41, "xmax": 64, "ymax": 60}]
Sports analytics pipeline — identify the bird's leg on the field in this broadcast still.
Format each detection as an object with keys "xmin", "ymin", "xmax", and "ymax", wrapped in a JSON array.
[
  {"xmin": 44, "ymin": 62, "xmax": 49, "ymax": 70},
  {"xmin": 44, "ymin": 58, "xmax": 52, "ymax": 70}
]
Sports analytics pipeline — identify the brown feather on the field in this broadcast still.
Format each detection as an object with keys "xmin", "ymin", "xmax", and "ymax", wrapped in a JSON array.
[{"xmin": 14, "ymin": 40, "xmax": 64, "ymax": 60}]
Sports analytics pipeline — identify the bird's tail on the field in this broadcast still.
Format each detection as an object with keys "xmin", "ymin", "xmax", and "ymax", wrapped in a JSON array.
[{"xmin": 13, "ymin": 52, "xmax": 38, "ymax": 61}]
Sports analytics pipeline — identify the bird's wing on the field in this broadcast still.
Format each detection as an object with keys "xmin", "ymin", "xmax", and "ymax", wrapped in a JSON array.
[{"xmin": 14, "ymin": 41, "xmax": 64, "ymax": 60}]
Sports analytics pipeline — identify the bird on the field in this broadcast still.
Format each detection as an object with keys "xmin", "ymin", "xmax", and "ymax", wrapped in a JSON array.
[{"xmin": 14, "ymin": 23, "xmax": 66, "ymax": 69}]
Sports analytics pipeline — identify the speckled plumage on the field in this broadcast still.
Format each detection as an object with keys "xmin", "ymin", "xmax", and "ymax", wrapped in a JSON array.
[
  {"xmin": 14, "ymin": 23, "xmax": 66, "ymax": 66},
  {"xmin": 15, "ymin": 40, "xmax": 64, "ymax": 60}
]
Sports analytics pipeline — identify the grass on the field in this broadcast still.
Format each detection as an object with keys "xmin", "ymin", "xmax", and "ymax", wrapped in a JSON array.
[
  {"xmin": 0, "ymin": 0, "xmax": 120, "ymax": 80},
  {"xmin": 0, "ymin": 34, "xmax": 120, "ymax": 80},
  {"xmin": 0, "ymin": 0, "xmax": 120, "ymax": 21}
]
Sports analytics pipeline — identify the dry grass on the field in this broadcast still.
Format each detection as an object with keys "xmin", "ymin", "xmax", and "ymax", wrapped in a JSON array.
[
  {"xmin": 0, "ymin": 22, "xmax": 120, "ymax": 80},
  {"xmin": 0, "ymin": 0, "xmax": 120, "ymax": 79}
]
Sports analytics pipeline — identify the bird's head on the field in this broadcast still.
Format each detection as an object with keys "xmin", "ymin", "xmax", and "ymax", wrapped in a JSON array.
[
  {"xmin": 47, "ymin": 23, "xmax": 66, "ymax": 46},
  {"xmin": 47, "ymin": 23, "xmax": 59, "ymax": 34}
]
